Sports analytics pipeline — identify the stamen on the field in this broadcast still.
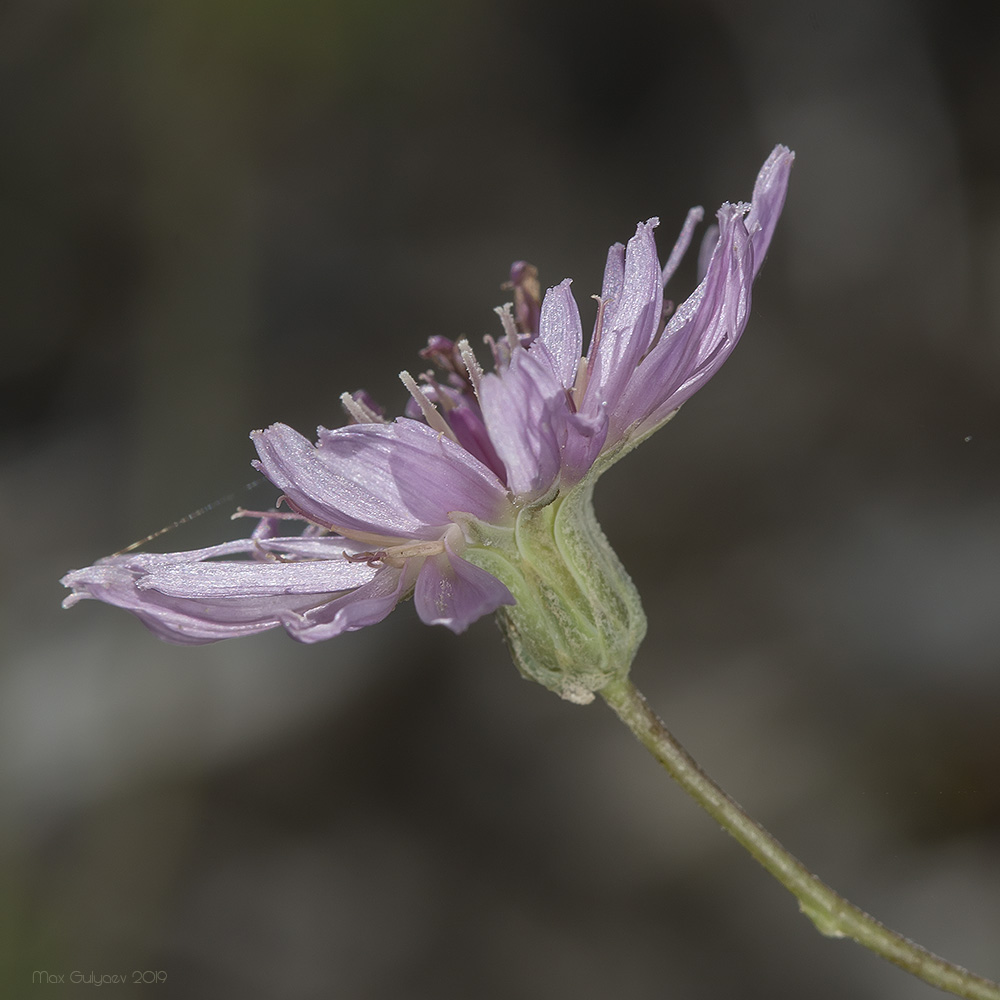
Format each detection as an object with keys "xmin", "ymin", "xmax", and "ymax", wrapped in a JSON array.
[
  {"xmin": 253, "ymin": 541, "xmax": 294, "ymax": 563},
  {"xmin": 231, "ymin": 507, "xmax": 312, "ymax": 522},
  {"xmin": 419, "ymin": 335, "xmax": 460, "ymax": 374},
  {"xmin": 502, "ymin": 261, "xmax": 541, "ymax": 336},
  {"xmin": 419, "ymin": 372, "xmax": 455, "ymax": 411},
  {"xmin": 399, "ymin": 370, "xmax": 459, "ymax": 442},
  {"xmin": 494, "ymin": 303, "xmax": 521, "ymax": 353},
  {"xmin": 233, "ymin": 504, "xmax": 336, "ymax": 538},
  {"xmin": 344, "ymin": 549, "xmax": 387, "ymax": 568},
  {"xmin": 382, "ymin": 537, "xmax": 448, "ymax": 567},
  {"xmin": 483, "ymin": 334, "xmax": 503, "ymax": 370},
  {"xmin": 456, "ymin": 338, "xmax": 483, "ymax": 395},
  {"xmin": 340, "ymin": 391, "xmax": 386, "ymax": 424},
  {"xmin": 571, "ymin": 357, "xmax": 589, "ymax": 410},
  {"xmin": 588, "ymin": 294, "xmax": 608, "ymax": 355}
]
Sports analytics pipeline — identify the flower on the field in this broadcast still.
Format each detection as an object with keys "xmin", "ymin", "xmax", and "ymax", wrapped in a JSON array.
[
  {"xmin": 62, "ymin": 421, "xmax": 518, "ymax": 643},
  {"xmin": 476, "ymin": 143, "xmax": 794, "ymax": 499},
  {"xmin": 62, "ymin": 145, "xmax": 792, "ymax": 697}
]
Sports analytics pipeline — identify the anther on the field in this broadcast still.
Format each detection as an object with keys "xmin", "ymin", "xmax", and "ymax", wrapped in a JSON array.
[
  {"xmin": 494, "ymin": 303, "xmax": 521, "ymax": 353},
  {"xmin": 456, "ymin": 338, "xmax": 483, "ymax": 395},
  {"xmin": 399, "ymin": 370, "xmax": 459, "ymax": 442},
  {"xmin": 340, "ymin": 391, "xmax": 386, "ymax": 424}
]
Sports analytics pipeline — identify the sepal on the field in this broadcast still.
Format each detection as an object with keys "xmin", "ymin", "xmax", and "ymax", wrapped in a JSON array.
[{"xmin": 462, "ymin": 475, "xmax": 646, "ymax": 704}]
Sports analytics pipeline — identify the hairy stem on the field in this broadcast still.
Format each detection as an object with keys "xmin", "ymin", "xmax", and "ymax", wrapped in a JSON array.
[{"xmin": 600, "ymin": 677, "xmax": 999, "ymax": 1000}]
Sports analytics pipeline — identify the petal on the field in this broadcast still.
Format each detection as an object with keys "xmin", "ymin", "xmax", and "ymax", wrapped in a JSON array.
[
  {"xmin": 279, "ymin": 565, "xmax": 410, "ymax": 642},
  {"xmin": 615, "ymin": 202, "xmax": 754, "ymax": 436},
  {"xmin": 536, "ymin": 278, "xmax": 583, "ymax": 387},
  {"xmin": 479, "ymin": 348, "xmax": 566, "ymax": 502},
  {"xmin": 413, "ymin": 545, "xmax": 514, "ymax": 633},
  {"xmin": 255, "ymin": 535, "xmax": 375, "ymax": 561},
  {"xmin": 401, "ymin": 381, "xmax": 505, "ymax": 479},
  {"xmin": 560, "ymin": 406, "xmax": 609, "ymax": 485},
  {"xmin": 445, "ymin": 403, "xmax": 507, "ymax": 483},
  {"xmin": 138, "ymin": 553, "xmax": 377, "ymax": 599},
  {"xmin": 60, "ymin": 540, "xmax": 374, "ymax": 645},
  {"xmin": 63, "ymin": 537, "xmax": 262, "ymax": 578},
  {"xmin": 253, "ymin": 419, "xmax": 509, "ymax": 542},
  {"xmin": 253, "ymin": 422, "xmax": 391, "ymax": 536},
  {"xmin": 696, "ymin": 223, "xmax": 719, "ymax": 283},
  {"xmin": 600, "ymin": 241, "xmax": 625, "ymax": 307},
  {"xmin": 745, "ymin": 144, "xmax": 794, "ymax": 276},
  {"xmin": 324, "ymin": 419, "xmax": 512, "ymax": 524},
  {"xmin": 583, "ymin": 219, "xmax": 664, "ymax": 415}
]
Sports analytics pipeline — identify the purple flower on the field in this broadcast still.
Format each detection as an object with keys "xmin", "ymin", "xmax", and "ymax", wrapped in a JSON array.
[
  {"xmin": 475, "ymin": 144, "xmax": 794, "ymax": 500},
  {"xmin": 63, "ymin": 420, "xmax": 518, "ymax": 642},
  {"xmin": 62, "ymin": 146, "xmax": 793, "ymax": 653}
]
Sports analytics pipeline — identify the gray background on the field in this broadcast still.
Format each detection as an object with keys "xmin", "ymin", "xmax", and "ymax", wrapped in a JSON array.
[{"xmin": 3, "ymin": 0, "xmax": 999, "ymax": 997}]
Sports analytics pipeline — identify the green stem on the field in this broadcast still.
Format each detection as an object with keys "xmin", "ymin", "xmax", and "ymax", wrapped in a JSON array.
[{"xmin": 600, "ymin": 677, "xmax": 1000, "ymax": 1000}]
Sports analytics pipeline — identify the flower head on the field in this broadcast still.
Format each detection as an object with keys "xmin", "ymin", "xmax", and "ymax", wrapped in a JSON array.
[
  {"xmin": 62, "ymin": 146, "xmax": 793, "ymax": 699},
  {"xmin": 475, "ymin": 143, "xmax": 794, "ymax": 497}
]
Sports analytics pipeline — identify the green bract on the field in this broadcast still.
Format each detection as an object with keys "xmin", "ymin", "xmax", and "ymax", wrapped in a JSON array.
[{"xmin": 461, "ymin": 474, "xmax": 647, "ymax": 704}]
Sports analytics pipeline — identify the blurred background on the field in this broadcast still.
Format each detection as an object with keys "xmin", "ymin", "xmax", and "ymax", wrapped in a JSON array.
[{"xmin": 2, "ymin": 0, "xmax": 999, "ymax": 996}]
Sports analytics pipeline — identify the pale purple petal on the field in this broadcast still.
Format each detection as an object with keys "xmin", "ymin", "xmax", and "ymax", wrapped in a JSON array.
[
  {"xmin": 321, "ymin": 419, "xmax": 510, "ymax": 524},
  {"xmin": 583, "ymin": 219, "xmax": 664, "ymax": 416},
  {"xmin": 254, "ymin": 535, "xmax": 374, "ymax": 561},
  {"xmin": 252, "ymin": 422, "xmax": 394, "ymax": 536},
  {"xmin": 536, "ymin": 279, "xmax": 583, "ymax": 387},
  {"xmin": 138, "ymin": 555, "xmax": 377, "ymax": 599},
  {"xmin": 279, "ymin": 565, "xmax": 409, "ymax": 643},
  {"xmin": 696, "ymin": 223, "xmax": 719, "ymax": 283},
  {"xmin": 479, "ymin": 349, "xmax": 564, "ymax": 501},
  {"xmin": 445, "ymin": 404, "xmax": 507, "ymax": 483},
  {"xmin": 413, "ymin": 546, "xmax": 515, "ymax": 633},
  {"xmin": 400, "ymin": 381, "xmax": 505, "ymax": 480},
  {"xmin": 63, "ymin": 537, "xmax": 262, "ymax": 579},
  {"xmin": 614, "ymin": 202, "xmax": 754, "ymax": 436},
  {"xmin": 560, "ymin": 407, "xmax": 609, "ymax": 484},
  {"xmin": 600, "ymin": 241, "xmax": 625, "ymax": 306},
  {"xmin": 253, "ymin": 419, "xmax": 509, "ymax": 541},
  {"xmin": 60, "ymin": 540, "xmax": 373, "ymax": 645},
  {"xmin": 745, "ymin": 144, "xmax": 794, "ymax": 275}
]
